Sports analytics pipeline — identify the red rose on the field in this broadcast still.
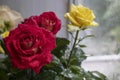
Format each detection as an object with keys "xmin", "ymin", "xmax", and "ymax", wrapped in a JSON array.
[
  {"xmin": 3, "ymin": 24, "xmax": 56, "ymax": 73},
  {"xmin": 39, "ymin": 12, "xmax": 61, "ymax": 34},
  {"xmin": 22, "ymin": 16, "xmax": 39, "ymax": 26},
  {"xmin": 22, "ymin": 12, "xmax": 61, "ymax": 35}
]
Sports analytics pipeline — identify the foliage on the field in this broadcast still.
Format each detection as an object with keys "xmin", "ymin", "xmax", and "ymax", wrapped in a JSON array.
[{"xmin": 0, "ymin": 34, "xmax": 107, "ymax": 80}]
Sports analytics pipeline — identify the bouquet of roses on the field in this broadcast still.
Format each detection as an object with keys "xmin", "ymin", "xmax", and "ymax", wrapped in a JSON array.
[{"xmin": 0, "ymin": 4, "xmax": 107, "ymax": 80}]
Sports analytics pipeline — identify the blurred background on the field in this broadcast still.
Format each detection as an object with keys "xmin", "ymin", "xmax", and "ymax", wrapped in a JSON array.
[
  {"xmin": 80, "ymin": 0, "xmax": 120, "ymax": 56},
  {"xmin": 0, "ymin": 0, "xmax": 120, "ymax": 80}
]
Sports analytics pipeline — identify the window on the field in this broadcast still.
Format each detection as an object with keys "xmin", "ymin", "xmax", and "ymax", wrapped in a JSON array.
[{"xmin": 78, "ymin": 0, "xmax": 120, "ymax": 56}]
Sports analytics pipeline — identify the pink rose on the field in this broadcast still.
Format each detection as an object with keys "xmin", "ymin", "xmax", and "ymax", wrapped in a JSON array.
[
  {"xmin": 22, "ymin": 12, "xmax": 61, "ymax": 35},
  {"xmin": 3, "ymin": 24, "xmax": 56, "ymax": 73}
]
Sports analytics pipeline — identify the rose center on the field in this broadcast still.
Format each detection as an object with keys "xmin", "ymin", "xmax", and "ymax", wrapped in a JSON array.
[
  {"xmin": 20, "ymin": 37, "xmax": 33, "ymax": 50},
  {"xmin": 41, "ymin": 18, "xmax": 55, "ymax": 31}
]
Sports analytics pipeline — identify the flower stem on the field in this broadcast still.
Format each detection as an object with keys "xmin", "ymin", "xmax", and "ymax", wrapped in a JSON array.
[
  {"xmin": 66, "ymin": 30, "xmax": 79, "ymax": 67},
  {"xmin": 27, "ymin": 69, "xmax": 34, "ymax": 80}
]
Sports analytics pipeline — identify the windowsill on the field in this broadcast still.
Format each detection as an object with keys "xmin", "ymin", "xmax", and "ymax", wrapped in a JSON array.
[
  {"xmin": 84, "ymin": 55, "xmax": 120, "ymax": 62},
  {"xmin": 1, "ymin": 54, "xmax": 120, "ymax": 62}
]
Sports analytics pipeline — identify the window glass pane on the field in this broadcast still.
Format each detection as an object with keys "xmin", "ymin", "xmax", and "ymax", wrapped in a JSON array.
[{"xmin": 78, "ymin": 0, "xmax": 120, "ymax": 56}]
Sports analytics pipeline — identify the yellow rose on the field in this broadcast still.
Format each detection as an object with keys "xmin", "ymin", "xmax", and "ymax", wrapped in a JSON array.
[
  {"xmin": 64, "ymin": 4, "xmax": 98, "ymax": 31},
  {"xmin": 0, "ymin": 31, "xmax": 9, "ymax": 53},
  {"xmin": 1, "ymin": 31, "xmax": 9, "ymax": 38},
  {"xmin": 0, "ymin": 45, "xmax": 4, "ymax": 53}
]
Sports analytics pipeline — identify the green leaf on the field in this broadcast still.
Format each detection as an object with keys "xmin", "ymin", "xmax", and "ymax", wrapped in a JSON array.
[
  {"xmin": 49, "ymin": 54, "xmax": 67, "ymax": 68},
  {"xmin": 80, "ymin": 35, "xmax": 94, "ymax": 41},
  {"xmin": 44, "ymin": 56, "xmax": 64, "ymax": 73},
  {"xmin": 61, "ymin": 68, "xmax": 73, "ymax": 79},
  {"xmin": 52, "ymin": 37, "xmax": 70, "ymax": 58},
  {"xmin": 11, "ymin": 70, "xmax": 27, "ymax": 80},
  {"xmin": 70, "ymin": 48, "xmax": 87, "ymax": 66},
  {"xmin": 61, "ymin": 66, "xmax": 85, "ymax": 80},
  {"xmin": 55, "ymin": 76, "xmax": 65, "ymax": 80},
  {"xmin": 0, "ymin": 68, "xmax": 9, "ymax": 80},
  {"xmin": 92, "ymin": 71, "xmax": 107, "ymax": 80},
  {"xmin": 79, "ymin": 44, "xmax": 87, "ymax": 48},
  {"xmin": 84, "ymin": 71, "xmax": 107, "ymax": 80},
  {"xmin": 70, "ymin": 65, "xmax": 85, "ymax": 80},
  {"xmin": 35, "ymin": 70, "xmax": 57, "ymax": 80},
  {"xmin": 2, "ymin": 56, "xmax": 11, "ymax": 71},
  {"xmin": 70, "ymin": 65, "xmax": 84, "ymax": 74},
  {"xmin": 77, "ymin": 35, "xmax": 94, "ymax": 44}
]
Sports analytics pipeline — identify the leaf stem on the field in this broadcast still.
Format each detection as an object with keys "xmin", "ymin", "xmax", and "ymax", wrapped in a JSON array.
[
  {"xmin": 66, "ymin": 30, "xmax": 79, "ymax": 67},
  {"xmin": 76, "ymin": 35, "xmax": 94, "ymax": 45}
]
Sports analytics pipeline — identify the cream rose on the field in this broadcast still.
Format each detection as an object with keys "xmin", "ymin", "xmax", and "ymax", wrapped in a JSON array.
[{"xmin": 0, "ymin": 5, "xmax": 23, "ymax": 31}]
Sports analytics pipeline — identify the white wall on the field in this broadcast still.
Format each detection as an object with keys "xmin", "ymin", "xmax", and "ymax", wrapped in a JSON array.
[{"xmin": 0, "ymin": 0, "xmax": 69, "ymax": 37}]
